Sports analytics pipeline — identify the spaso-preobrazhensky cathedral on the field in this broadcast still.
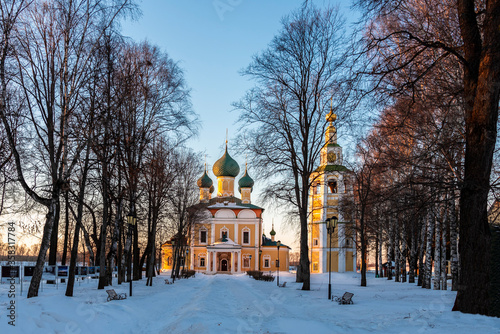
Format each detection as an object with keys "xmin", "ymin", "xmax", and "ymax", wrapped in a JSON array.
[{"xmin": 161, "ymin": 142, "xmax": 290, "ymax": 273}]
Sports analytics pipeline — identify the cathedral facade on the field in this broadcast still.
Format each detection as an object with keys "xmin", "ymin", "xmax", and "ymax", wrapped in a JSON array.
[
  {"xmin": 308, "ymin": 109, "xmax": 357, "ymax": 273},
  {"xmin": 162, "ymin": 145, "xmax": 289, "ymax": 274}
]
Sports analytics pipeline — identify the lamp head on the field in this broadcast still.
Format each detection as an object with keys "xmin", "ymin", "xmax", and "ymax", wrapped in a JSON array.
[{"xmin": 327, "ymin": 216, "xmax": 338, "ymax": 229}]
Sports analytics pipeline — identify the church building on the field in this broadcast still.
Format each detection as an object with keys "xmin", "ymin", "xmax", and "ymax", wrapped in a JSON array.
[
  {"xmin": 161, "ymin": 143, "xmax": 290, "ymax": 274},
  {"xmin": 308, "ymin": 108, "xmax": 356, "ymax": 273}
]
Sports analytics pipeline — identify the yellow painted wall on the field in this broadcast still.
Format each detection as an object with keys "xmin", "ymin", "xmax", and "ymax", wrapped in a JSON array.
[
  {"xmin": 327, "ymin": 228, "xmax": 339, "ymax": 248},
  {"xmin": 215, "ymin": 223, "xmax": 235, "ymax": 240},
  {"xmin": 311, "ymin": 251, "xmax": 320, "ymax": 272},
  {"xmin": 311, "ymin": 224, "xmax": 320, "ymax": 248},
  {"xmin": 193, "ymin": 248, "xmax": 207, "ymax": 270},
  {"xmin": 260, "ymin": 247, "xmax": 289, "ymax": 271},
  {"xmin": 238, "ymin": 224, "xmax": 256, "ymax": 246},
  {"xmin": 346, "ymin": 251, "xmax": 354, "ymax": 271},
  {"xmin": 241, "ymin": 251, "xmax": 255, "ymax": 270},
  {"xmin": 161, "ymin": 245, "xmax": 173, "ymax": 270},
  {"xmin": 328, "ymin": 251, "xmax": 339, "ymax": 272},
  {"xmin": 193, "ymin": 223, "xmax": 211, "ymax": 246}
]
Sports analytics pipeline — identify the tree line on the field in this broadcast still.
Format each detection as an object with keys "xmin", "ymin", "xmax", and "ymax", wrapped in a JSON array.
[{"xmin": 0, "ymin": 0, "xmax": 201, "ymax": 298}]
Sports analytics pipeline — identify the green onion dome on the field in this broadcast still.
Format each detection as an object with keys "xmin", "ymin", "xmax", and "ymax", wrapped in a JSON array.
[
  {"xmin": 270, "ymin": 225, "xmax": 276, "ymax": 236},
  {"xmin": 238, "ymin": 164, "xmax": 254, "ymax": 192},
  {"xmin": 197, "ymin": 169, "xmax": 213, "ymax": 188},
  {"xmin": 213, "ymin": 146, "xmax": 240, "ymax": 177},
  {"xmin": 209, "ymin": 185, "xmax": 215, "ymax": 194}
]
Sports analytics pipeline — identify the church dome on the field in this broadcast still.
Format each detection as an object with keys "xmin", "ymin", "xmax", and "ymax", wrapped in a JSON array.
[
  {"xmin": 238, "ymin": 165, "xmax": 254, "ymax": 192},
  {"xmin": 213, "ymin": 146, "xmax": 240, "ymax": 177},
  {"xmin": 197, "ymin": 170, "xmax": 213, "ymax": 188}
]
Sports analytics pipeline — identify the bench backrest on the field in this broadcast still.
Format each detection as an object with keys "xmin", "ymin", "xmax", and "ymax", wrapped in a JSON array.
[
  {"xmin": 343, "ymin": 292, "xmax": 354, "ymax": 300},
  {"xmin": 106, "ymin": 289, "xmax": 117, "ymax": 298}
]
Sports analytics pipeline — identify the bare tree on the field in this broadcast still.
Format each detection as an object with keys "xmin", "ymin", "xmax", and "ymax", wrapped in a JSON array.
[
  {"xmin": 234, "ymin": 2, "xmax": 348, "ymax": 290},
  {"xmin": 355, "ymin": 0, "xmax": 500, "ymax": 315},
  {"xmin": 0, "ymin": 0, "xmax": 134, "ymax": 298},
  {"xmin": 165, "ymin": 148, "xmax": 203, "ymax": 280}
]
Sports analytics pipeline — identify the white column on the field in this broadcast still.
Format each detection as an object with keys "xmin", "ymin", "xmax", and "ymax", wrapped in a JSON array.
[
  {"xmin": 231, "ymin": 252, "xmax": 235, "ymax": 274},
  {"xmin": 190, "ymin": 249, "xmax": 194, "ymax": 270},
  {"xmin": 338, "ymin": 224, "xmax": 346, "ymax": 273},
  {"xmin": 254, "ymin": 248, "xmax": 258, "ymax": 271},
  {"xmin": 238, "ymin": 251, "xmax": 242, "ymax": 273},
  {"xmin": 235, "ymin": 222, "xmax": 239, "ymax": 244},
  {"xmin": 211, "ymin": 223, "xmax": 215, "ymax": 244}
]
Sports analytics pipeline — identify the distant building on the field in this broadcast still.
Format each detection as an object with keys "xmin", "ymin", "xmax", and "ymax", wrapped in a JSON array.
[
  {"xmin": 307, "ymin": 107, "xmax": 356, "ymax": 273},
  {"xmin": 161, "ymin": 143, "xmax": 290, "ymax": 273}
]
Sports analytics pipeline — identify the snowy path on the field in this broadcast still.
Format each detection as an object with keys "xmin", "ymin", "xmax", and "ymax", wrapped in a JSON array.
[{"xmin": 1, "ymin": 272, "xmax": 500, "ymax": 333}]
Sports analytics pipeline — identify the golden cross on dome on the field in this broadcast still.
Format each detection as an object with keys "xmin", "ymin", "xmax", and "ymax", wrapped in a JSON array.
[{"xmin": 326, "ymin": 98, "xmax": 337, "ymax": 125}]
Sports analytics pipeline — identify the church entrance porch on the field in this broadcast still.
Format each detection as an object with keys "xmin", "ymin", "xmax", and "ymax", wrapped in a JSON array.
[
  {"xmin": 218, "ymin": 253, "xmax": 230, "ymax": 272},
  {"xmin": 221, "ymin": 259, "xmax": 228, "ymax": 271},
  {"xmin": 206, "ymin": 246, "xmax": 242, "ymax": 274}
]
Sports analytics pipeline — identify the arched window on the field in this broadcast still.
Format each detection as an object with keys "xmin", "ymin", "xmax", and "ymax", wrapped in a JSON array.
[
  {"xmin": 199, "ymin": 228, "xmax": 208, "ymax": 244},
  {"xmin": 263, "ymin": 255, "xmax": 271, "ymax": 268},
  {"xmin": 243, "ymin": 255, "xmax": 251, "ymax": 268},
  {"xmin": 242, "ymin": 227, "xmax": 251, "ymax": 245},
  {"xmin": 198, "ymin": 253, "xmax": 206, "ymax": 267},
  {"xmin": 220, "ymin": 226, "xmax": 229, "ymax": 239},
  {"xmin": 328, "ymin": 180, "xmax": 337, "ymax": 193}
]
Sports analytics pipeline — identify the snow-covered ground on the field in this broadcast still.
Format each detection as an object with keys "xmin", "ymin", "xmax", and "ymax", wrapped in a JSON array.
[{"xmin": 1, "ymin": 271, "xmax": 499, "ymax": 333}]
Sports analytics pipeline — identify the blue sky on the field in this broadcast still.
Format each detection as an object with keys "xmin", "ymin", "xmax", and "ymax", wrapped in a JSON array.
[{"xmin": 121, "ymin": 0, "xmax": 356, "ymax": 249}]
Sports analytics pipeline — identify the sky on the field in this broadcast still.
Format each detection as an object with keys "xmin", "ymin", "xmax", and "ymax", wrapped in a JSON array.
[{"xmin": 120, "ymin": 0, "xmax": 356, "ymax": 250}]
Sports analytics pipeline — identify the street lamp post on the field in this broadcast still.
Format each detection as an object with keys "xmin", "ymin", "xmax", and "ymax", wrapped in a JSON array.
[
  {"xmin": 276, "ymin": 240, "xmax": 281, "ymax": 287},
  {"xmin": 249, "ymin": 255, "xmax": 252, "ymax": 271},
  {"xmin": 326, "ymin": 216, "xmax": 338, "ymax": 300},
  {"xmin": 126, "ymin": 213, "xmax": 137, "ymax": 297}
]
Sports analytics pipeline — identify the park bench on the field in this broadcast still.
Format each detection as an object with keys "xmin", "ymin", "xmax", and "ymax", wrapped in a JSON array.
[
  {"xmin": 333, "ymin": 292, "xmax": 354, "ymax": 305},
  {"xmin": 106, "ymin": 289, "xmax": 127, "ymax": 302},
  {"xmin": 279, "ymin": 282, "xmax": 287, "ymax": 288}
]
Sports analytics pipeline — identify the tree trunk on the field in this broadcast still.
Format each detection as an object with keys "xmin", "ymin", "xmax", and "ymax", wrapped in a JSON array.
[
  {"xmin": 297, "ymin": 209, "xmax": 311, "ymax": 290},
  {"xmin": 417, "ymin": 217, "xmax": 426, "ymax": 287},
  {"xmin": 409, "ymin": 222, "xmax": 417, "ymax": 284},
  {"xmin": 450, "ymin": 198, "xmax": 459, "ymax": 291},
  {"xmin": 375, "ymin": 232, "xmax": 379, "ymax": 278},
  {"xmin": 424, "ymin": 212, "xmax": 435, "ymax": 289},
  {"xmin": 66, "ymin": 144, "xmax": 90, "ymax": 296},
  {"xmin": 434, "ymin": 212, "xmax": 441, "ymax": 290},
  {"xmin": 441, "ymin": 207, "xmax": 448, "ymax": 291},
  {"xmin": 387, "ymin": 219, "xmax": 393, "ymax": 280},
  {"xmin": 61, "ymin": 190, "xmax": 70, "ymax": 265},
  {"xmin": 451, "ymin": 1, "xmax": 500, "ymax": 315},
  {"xmin": 378, "ymin": 225, "xmax": 383, "ymax": 277},
  {"xmin": 48, "ymin": 200, "xmax": 61, "ymax": 265},
  {"xmin": 401, "ymin": 223, "xmax": 407, "ymax": 283},
  {"xmin": 360, "ymin": 205, "xmax": 367, "ymax": 286},
  {"xmin": 28, "ymin": 198, "xmax": 58, "ymax": 298},
  {"xmin": 394, "ymin": 222, "xmax": 400, "ymax": 283}
]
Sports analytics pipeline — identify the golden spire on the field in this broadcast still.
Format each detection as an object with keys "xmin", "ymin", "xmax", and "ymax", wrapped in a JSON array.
[{"xmin": 326, "ymin": 98, "xmax": 337, "ymax": 126}]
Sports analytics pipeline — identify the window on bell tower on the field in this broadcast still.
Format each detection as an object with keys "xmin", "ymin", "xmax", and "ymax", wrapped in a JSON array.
[{"xmin": 328, "ymin": 180, "xmax": 337, "ymax": 193}]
